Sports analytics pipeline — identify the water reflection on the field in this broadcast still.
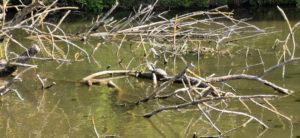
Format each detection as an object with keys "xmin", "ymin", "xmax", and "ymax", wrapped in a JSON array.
[{"xmin": 1, "ymin": 7, "xmax": 300, "ymax": 138}]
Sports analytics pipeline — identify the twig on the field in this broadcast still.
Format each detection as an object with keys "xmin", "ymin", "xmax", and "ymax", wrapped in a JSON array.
[
  {"xmin": 260, "ymin": 57, "xmax": 300, "ymax": 78},
  {"xmin": 92, "ymin": 115, "xmax": 100, "ymax": 138},
  {"xmin": 277, "ymin": 6, "xmax": 296, "ymax": 58},
  {"xmin": 197, "ymin": 104, "xmax": 222, "ymax": 134},
  {"xmin": 204, "ymin": 103, "xmax": 268, "ymax": 129},
  {"xmin": 37, "ymin": 74, "xmax": 45, "ymax": 88}
]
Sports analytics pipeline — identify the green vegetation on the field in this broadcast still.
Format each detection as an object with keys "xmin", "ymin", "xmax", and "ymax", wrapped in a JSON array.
[
  {"xmin": 249, "ymin": 0, "xmax": 295, "ymax": 6},
  {"xmin": 160, "ymin": 0, "xmax": 194, "ymax": 8},
  {"xmin": 297, "ymin": 0, "xmax": 300, "ymax": 8},
  {"xmin": 61, "ymin": 0, "xmax": 300, "ymax": 13},
  {"xmin": 160, "ymin": 0, "xmax": 210, "ymax": 8},
  {"xmin": 70, "ymin": 0, "xmax": 104, "ymax": 13},
  {"xmin": 57, "ymin": 0, "xmax": 113, "ymax": 12},
  {"xmin": 7, "ymin": 0, "xmax": 300, "ymax": 13}
]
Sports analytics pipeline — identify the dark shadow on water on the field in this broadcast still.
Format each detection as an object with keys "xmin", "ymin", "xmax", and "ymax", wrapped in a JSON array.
[{"xmin": 233, "ymin": 6, "xmax": 300, "ymax": 21}]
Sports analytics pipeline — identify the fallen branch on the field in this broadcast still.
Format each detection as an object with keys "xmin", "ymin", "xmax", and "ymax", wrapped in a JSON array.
[
  {"xmin": 143, "ymin": 95, "xmax": 277, "ymax": 118},
  {"xmin": 206, "ymin": 74, "xmax": 292, "ymax": 94}
]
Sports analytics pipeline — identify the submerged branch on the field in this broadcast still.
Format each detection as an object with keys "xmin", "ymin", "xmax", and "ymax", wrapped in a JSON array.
[{"xmin": 143, "ymin": 95, "xmax": 277, "ymax": 118}]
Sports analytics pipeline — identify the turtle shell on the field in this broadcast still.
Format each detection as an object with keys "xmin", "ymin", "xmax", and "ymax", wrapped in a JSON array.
[{"xmin": 154, "ymin": 68, "xmax": 167, "ymax": 78}]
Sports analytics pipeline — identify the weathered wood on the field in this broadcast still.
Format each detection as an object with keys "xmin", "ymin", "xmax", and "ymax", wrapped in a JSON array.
[
  {"xmin": 83, "ymin": 69, "xmax": 291, "ymax": 95},
  {"xmin": 0, "ymin": 1, "xmax": 44, "ymax": 42},
  {"xmin": 9, "ymin": 0, "xmax": 44, "ymax": 27},
  {"xmin": 206, "ymin": 74, "xmax": 292, "ymax": 95}
]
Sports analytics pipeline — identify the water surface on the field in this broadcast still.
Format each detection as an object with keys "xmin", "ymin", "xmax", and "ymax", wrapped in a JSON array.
[{"xmin": 1, "ymin": 7, "xmax": 300, "ymax": 138}]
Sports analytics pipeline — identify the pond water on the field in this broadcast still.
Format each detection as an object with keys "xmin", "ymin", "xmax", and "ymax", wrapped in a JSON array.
[{"xmin": 1, "ymin": 7, "xmax": 300, "ymax": 138}]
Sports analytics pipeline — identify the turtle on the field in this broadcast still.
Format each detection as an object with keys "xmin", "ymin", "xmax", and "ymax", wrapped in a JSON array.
[
  {"xmin": 0, "ymin": 59, "xmax": 17, "ymax": 78},
  {"xmin": 0, "ymin": 45, "xmax": 40, "ymax": 78},
  {"xmin": 146, "ymin": 62, "xmax": 168, "ymax": 79},
  {"xmin": 153, "ymin": 68, "xmax": 168, "ymax": 79}
]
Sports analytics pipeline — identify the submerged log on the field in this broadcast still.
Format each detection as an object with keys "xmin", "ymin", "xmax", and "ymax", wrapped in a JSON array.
[{"xmin": 0, "ymin": 45, "xmax": 40, "ymax": 77}]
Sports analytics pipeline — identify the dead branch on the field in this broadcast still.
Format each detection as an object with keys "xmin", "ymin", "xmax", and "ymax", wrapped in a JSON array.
[
  {"xmin": 203, "ymin": 102, "xmax": 268, "ymax": 129},
  {"xmin": 9, "ymin": 0, "xmax": 44, "ymax": 27},
  {"xmin": 260, "ymin": 57, "xmax": 300, "ymax": 78},
  {"xmin": 83, "ymin": 1, "xmax": 119, "ymax": 40},
  {"xmin": 71, "ymin": 2, "xmax": 267, "ymax": 59},
  {"xmin": 206, "ymin": 74, "xmax": 292, "ymax": 94},
  {"xmin": 137, "ymin": 64, "xmax": 192, "ymax": 103},
  {"xmin": 143, "ymin": 95, "xmax": 277, "ymax": 118}
]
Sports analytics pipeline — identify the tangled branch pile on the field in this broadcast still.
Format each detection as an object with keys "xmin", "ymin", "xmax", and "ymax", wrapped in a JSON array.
[
  {"xmin": 81, "ymin": 1, "xmax": 270, "ymax": 56},
  {"xmin": 0, "ymin": 0, "xmax": 299, "ymax": 137},
  {"xmin": 82, "ymin": 2, "xmax": 299, "ymax": 137},
  {"xmin": 0, "ymin": 0, "xmax": 88, "ymax": 95}
]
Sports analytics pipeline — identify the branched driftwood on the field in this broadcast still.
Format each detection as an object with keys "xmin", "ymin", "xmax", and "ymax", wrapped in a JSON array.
[
  {"xmin": 82, "ymin": 69, "xmax": 291, "ymax": 95},
  {"xmin": 260, "ymin": 6, "xmax": 300, "ymax": 78},
  {"xmin": 0, "ymin": 1, "xmax": 297, "ymax": 137},
  {"xmin": 0, "ymin": 0, "xmax": 88, "ymax": 97},
  {"xmin": 81, "ymin": 5, "xmax": 298, "ymax": 137},
  {"xmin": 75, "ymin": 1, "xmax": 271, "ymax": 67},
  {"xmin": 1, "ymin": 0, "xmax": 88, "ymax": 62}
]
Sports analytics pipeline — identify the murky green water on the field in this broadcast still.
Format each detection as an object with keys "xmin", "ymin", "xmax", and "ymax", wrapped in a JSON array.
[{"xmin": 1, "ymin": 7, "xmax": 300, "ymax": 137}]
